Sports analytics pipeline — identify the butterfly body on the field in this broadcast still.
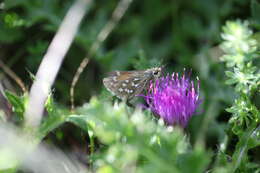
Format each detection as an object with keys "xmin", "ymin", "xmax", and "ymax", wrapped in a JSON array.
[{"xmin": 103, "ymin": 67, "xmax": 161, "ymax": 101}]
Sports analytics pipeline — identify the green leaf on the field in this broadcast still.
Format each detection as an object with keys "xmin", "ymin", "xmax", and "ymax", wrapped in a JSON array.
[
  {"xmin": 37, "ymin": 94, "xmax": 91, "ymax": 141},
  {"xmin": 225, "ymin": 71, "xmax": 234, "ymax": 78},
  {"xmin": 177, "ymin": 147, "xmax": 211, "ymax": 173},
  {"xmin": 45, "ymin": 94, "xmax": 55, "ymax": 114},
  {"xmin": 66, "ymin": 114, "xmax": 94, "ymax": 154},
  {"xmin": 4, "ymin": 91, "xmax": 26, "ymax": 120},
  {"xmin": 37, "ymin": 112, "xmax": 68, "ymax": 141},
  {"xmin": 66, "ymin": 115, "xmax": 89, "ymax": 132},
  {"xmin": 0, "ymin": 168, "xmax": 17, "ymax": 173},
  {"xmin": 225, "ymin": 79, "xmax": 237, "ymax": 85},
  {"xmin": 37, "ymin": 110, "xmax": 90, "ymax": 141},
  {"xmin": 230, "ymin": 124, "xmax": 258, "ymax": 172},
  {"xmin": 247, "ymin": 126, "xmax": 260, "ymax": 149}
]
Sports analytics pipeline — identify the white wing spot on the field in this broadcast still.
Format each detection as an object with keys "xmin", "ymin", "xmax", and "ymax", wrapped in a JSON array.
[
  {"xmin": 125, "ymin": 80, "xmax": 129, "ymax": 83},
  {"xmin": 122, "ymin": 83, "xmax": 127, "ymax": 87},
  {"xmin": 134, "ymin": 84, "xmax": 139, "ymax": 88},
  {"xmin": 119, "ymin": 88, "xmax": 123, "ymax": 92},
  {"xmin": 124, "ymin": 88, "xmax": 129, "ymax": 93},
  {"xmin": 129, "ymin": 90, "xmax": 133, "ymax": 93},
  {"xmin": 131, "ymin": 82, "xmax": 135, "ymax": 86},
  {"xmin": 134, "ymin": 78, "xmax": 139, "ymax": 81},
  {"xmin": 116, "ymin": 71, "xmax": 120, "ymax": 76}
]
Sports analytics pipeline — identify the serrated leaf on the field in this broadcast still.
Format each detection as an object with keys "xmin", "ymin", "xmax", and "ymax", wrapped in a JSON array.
[
  {"xmin": 225, "ymin": 71, "xmax": 234, "ymax": 78},
  {"xmin": 45, "ymin": 94, "xmax": 55, "ymax": 114},
  {"xmin": 225, "ymin": 79, "xmax": 237, "ymax": 85},
  {"xmin": 247, "ymin": 126, "xmax": 260, "ymax": 149},
  {"xmin": 226, "ymin": 107, "xmax": 236, "ymax": 113}
]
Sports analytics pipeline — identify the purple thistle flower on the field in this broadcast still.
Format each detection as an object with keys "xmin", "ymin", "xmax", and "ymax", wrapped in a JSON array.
[{"xmin": 144, "ymin": 72, "xmax": 201, "ymax": 127}]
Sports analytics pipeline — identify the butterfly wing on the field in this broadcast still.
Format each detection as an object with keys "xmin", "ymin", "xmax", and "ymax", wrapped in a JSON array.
[{"xmin": 103, "ymin": 70, "xmax": 150, "ymax": 100}]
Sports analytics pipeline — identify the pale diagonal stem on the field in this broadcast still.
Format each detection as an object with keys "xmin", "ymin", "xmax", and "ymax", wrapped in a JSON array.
[
  {"xmin": 70, "ymin": 0, "xmax": 133, "ymax": 111},
  {"xmin": 25, "ymin": 0, "xmax": 90, "ymax": 127}
]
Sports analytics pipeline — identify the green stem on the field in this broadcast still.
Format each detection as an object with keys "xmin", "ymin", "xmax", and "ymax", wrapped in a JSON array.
[
  {"xmin": 230, "ymin": 123, "xmax": 259, "ymax": 172},
  {"xmin": 212, "ymin": 134, "xmax": 229, "ymax": 170},
  {"xmin": 89, "ymin": 134, "xmax": 95, "ymax": 155}
]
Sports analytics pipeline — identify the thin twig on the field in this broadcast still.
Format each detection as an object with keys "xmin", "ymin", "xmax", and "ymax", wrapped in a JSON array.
[
  {"xmin": 25, "ymin": 0, "xmax": 90, "ymax": 127},
  {"xmin": 0, "ymin": 59, "xmax": 27, "ymax": 92},
  {"xmin": 70, "ymin": 0, "xmax": 133, "ymax": 111}
]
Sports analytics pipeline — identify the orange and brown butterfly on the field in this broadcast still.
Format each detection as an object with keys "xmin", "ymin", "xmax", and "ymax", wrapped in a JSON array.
[{"xmin": 103, "ymin": 67, "xmax": 162, "ymax": 101}]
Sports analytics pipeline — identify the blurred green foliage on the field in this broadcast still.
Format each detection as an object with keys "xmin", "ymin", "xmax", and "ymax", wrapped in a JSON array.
[
  {"xmin": 217, "ymin": 20, "xmax": 259, "ymax": 173},
  {"xmin": 0, "ymin": 0, "xmax": 257, "ymax": 103},
  {"xmin": 0, "ymin": 0, "xmax": 259, "ymax": 172}
]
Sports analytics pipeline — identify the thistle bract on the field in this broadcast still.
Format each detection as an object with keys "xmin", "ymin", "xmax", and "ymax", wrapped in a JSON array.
[{"xmin": 145, "ymin": 72, "xmax": 201, "ymax": 127}]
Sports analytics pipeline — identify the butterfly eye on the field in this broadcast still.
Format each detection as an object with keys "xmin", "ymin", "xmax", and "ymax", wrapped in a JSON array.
[
  {"xmin": 153, "ymin": 70, "xmax": 160, "ymax": 77},
  {"xmin": 153, "ymin": 71, "xmax": 159, "ymax": 75}
]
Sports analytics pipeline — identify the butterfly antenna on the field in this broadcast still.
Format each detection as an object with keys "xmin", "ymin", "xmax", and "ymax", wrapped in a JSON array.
[{"xmin": 160, "ymin": 63, "xmax": 168, "ymax": 76}]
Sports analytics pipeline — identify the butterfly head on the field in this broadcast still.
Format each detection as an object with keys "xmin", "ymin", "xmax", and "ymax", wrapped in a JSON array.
[{"xmin": 145, "ymin": 67, "xmax": 162, "ymax": 79}]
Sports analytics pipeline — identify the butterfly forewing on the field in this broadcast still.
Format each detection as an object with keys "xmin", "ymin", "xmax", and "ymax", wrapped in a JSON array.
[
  {"xmin": 103, "ymin": 70, "xmax": 149, "ymax": 100},
  {"xmin": 103, "ymin": 67, "xmax": 162, "ymax": 101}
]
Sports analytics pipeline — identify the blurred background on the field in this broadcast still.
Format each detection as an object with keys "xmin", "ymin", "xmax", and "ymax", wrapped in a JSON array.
[
  {"xmin": 0, "ymin": 0, "xmax": 259, "ymax": 169},
  {"xmin": 0, "ymin": 0, "xmax": 254, "ymax": 102}
]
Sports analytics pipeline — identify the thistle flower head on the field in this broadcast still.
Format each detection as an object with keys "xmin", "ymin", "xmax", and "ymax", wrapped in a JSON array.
[{"xmin": 144, "ymin": 72, "xmax": 201, "ymax": 127}]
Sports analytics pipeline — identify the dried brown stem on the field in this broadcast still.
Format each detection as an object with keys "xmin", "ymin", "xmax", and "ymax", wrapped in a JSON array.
[
  {"xmin": 0, "ymin": 59, "xmax": 27, "ymax": 92},
  {"xmin": 70, "ymin": 0, "xmax": 133, "ymax": 111}
]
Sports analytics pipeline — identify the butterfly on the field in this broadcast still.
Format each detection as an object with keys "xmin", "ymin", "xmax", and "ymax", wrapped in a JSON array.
[{"xmin": 103, "ymin": 67, "xmax": 162, "ymax": 101}]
